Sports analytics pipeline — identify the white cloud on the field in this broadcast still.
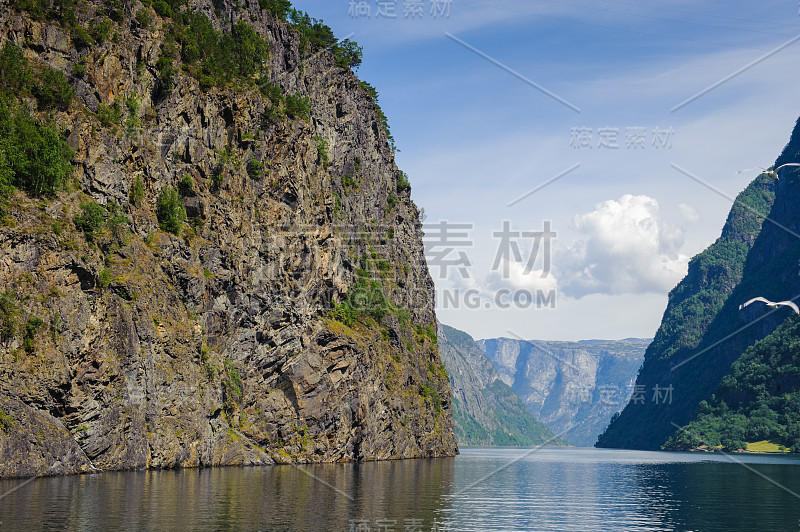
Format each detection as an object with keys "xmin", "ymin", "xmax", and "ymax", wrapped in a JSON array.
[
  {"xmin": 678, "ymin": 202, "xmax": 701, "ymax": 223},
  {"xmin": 375, "ymin": 0, "xmax": 799, "ymax": 340},
  {"xmin": 486, "ymin": 259, "xmax": 559, "ymax": 293},
  {"xmin": 557, "ymin": 194, "xmax": 689, "ymax": 298},
  {"xmin": 462, "ymin": 195, "xmax": 689, "ymax": 301}
]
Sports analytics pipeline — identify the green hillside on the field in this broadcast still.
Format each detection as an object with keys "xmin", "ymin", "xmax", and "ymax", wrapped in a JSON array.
[
  {"xmin": 439, "ymin": 324, "xmax": 565, "ymax": 446},
  {"xmin": 598, "ymin": 117, "xmax": 800, "ymax": 450},
  {"xmin": 664, "ymin": 315, "xmax": 800, "ymax": 452}
]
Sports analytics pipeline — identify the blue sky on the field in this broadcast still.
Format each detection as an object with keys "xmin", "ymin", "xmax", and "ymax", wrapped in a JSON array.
[{"xmin": 292, "ymin": 0, "xmax": 800, "ymax": 341}]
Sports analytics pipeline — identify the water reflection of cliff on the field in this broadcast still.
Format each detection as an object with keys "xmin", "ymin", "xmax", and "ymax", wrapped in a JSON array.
[
  {"xmin": 633, "ymin": 461, "xmax": 800, "ymax": 531},
  {"xmin": 0, "ymin": 458, "xmax": 456, "ymax": 530},
  {"xmin": 4, "ymin": 450, "xmax": 800, "ymax": 530},
  {"xmin": 440, "ymin": 448, "xmax": 800, "ymax": 531}
]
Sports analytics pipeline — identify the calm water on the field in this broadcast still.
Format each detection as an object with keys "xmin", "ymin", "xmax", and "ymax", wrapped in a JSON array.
[{"xmin": 2, "ymin": 447, "xmax": 800, "ymax": 531}]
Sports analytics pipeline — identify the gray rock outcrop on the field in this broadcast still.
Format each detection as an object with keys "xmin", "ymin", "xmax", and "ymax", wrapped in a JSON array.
[
  {"xmin": 438, "ymin": 324, "xmax": 562, "ymax": 446},
  {"xmin": 478, "ymin": 338, "xmax": 647, "ymax": 446},
  {"xmin": 0, "ymin": 0, "xmax": 457, "ymax": 477}
]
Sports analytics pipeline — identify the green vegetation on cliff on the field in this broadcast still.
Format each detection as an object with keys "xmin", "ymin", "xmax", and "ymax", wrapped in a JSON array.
[
  {"xmin": 598, "ymin": 118, "xmax": 800, "ymax": 451},
  {"xmin": 287, "ymin": 8, "xmax": 363, "ymax": 70},
  {"xmin": 664, "ymin": 316, "xmax": 800, "ymax": 452},
  {"xmin": 459, "ymin": 380, "xmax": 559, "ymax": 447},
  {"xmin": 596, "ymin": 175, "xmax": 777, "ymax": 450},
  {"xmin": 0, "ymin": 290, "xmax": 20, "ymax": 342},
  {"xmin": 359, "ymin": 81, "xmax": 396, "ymax": 152},
  {"xmin": 648, "ymin": 180, "xmax": 775, "ymax": 364},
  {"xmin": 439, "ymin": 324, "xmax": 564, "ymax": 447},
  {"xmin": 172, "ymin": 15, "xmax": 269, "ymax": 91},
  {"xmin": 259, "ymin": 0, "xmax": 291, "ymax": 19},
  {"xmin": 0, "ymin": 44, "xmax": 74, "ymax": 212},
  {"xmin": 0, "ymin": 98, "xmax": 74, "ymax": 202},
  {"xmin": 156, "ymin": 186, "xmax": 186, "ymax": 235},
  {"xmin": 0, "ymin": 0, "xmax": 453, "ymax": 477}
]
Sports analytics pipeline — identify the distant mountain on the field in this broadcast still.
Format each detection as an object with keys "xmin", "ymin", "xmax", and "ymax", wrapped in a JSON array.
[
  {"xmin": 477, "ymin": 338, "xmax": 648, "ymax": 447},
  {"xmin": 438, "ymin": 324, "xmax": 563, "ymax": 446},
  {"xmin": 598, "ymin": 117, "xmax": 800, "ymax": 451}
]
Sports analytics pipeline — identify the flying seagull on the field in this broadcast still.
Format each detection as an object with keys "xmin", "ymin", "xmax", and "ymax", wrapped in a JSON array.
[
  {"xmin": 736, "ymin": 163, "xmax": 800, "ymax": 180},
  {"xmin": 739, "ymin": 297, "xmax": 800, "ymax": 315}
]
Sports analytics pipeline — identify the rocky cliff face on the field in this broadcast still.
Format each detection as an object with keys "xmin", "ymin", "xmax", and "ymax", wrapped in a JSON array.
[
  {"xmin": 0, "ymin": 0, "xmax": 456, "ymax": 477},
  {"xmin": 478, "ymin": 338, "xmax": 647, "ymax": 447},
  {"xmin": 598, "ymin": 119, "xmax": 800, "ymax": 450},
  {"xmin": 437, "ymin": 324, "xmax": 561, "ymax": 446}
]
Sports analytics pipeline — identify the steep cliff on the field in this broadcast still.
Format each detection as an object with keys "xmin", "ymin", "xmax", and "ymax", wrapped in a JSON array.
[
  {"xmin": 662, "ymin": 315, "xmax": 800, "ymax": 452},
  {"xmin": 478, "ymin": 337, "xmax": 647, "ymax": 447},
  {"xmin": 598, "ymin": 118, "xmax": 800, "ymax": 450},
  {"xmin": 0, "ymin": 0, "xmax": 457, "ymax": 477},
  {"xmin": 437, "ymin": 324, "xmax": 562, "ymax": 446}
]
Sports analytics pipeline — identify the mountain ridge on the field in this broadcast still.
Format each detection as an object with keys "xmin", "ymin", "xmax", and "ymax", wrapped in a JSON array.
[
  {"xmin": 438, "ymin": 323, "xmax": 565, "ymax": 447},
  {"xmin": 477, "ymin": 336, "xmax": 646, "ymax": 447},
  {"xmin": 598, "ymin": 117, "xmax": 800, "ymax": 450}
]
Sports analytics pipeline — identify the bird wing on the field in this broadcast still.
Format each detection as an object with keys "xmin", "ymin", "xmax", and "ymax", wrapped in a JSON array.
[
  {"xmin": 777, "ymin": 301, "xmax": 800, "ymax": 315},
  {"xmin": 776, "ymin": 163, "xmax": 800, "ymax": 171},
  {"xmin": 736, "ymin": 167, "xmax": 767, "ymax": 174},
  {"xmin": 740, "ymin": 297, "xmax": 772, "ymax": 309}
]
